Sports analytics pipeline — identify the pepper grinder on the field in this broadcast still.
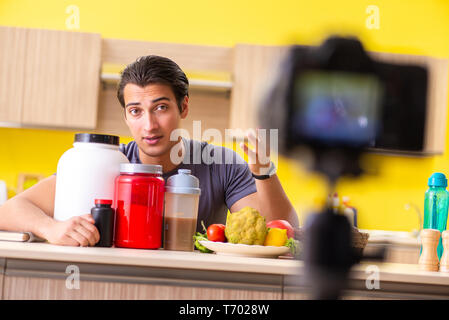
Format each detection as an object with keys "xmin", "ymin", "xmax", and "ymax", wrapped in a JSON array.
[
  {"xmin": 440, "ymin": 230, "xmax": 449, "ymax": 272},
  {"xmin": 419, "ymin": 229, "xmax": 440, "ymax": 271}
]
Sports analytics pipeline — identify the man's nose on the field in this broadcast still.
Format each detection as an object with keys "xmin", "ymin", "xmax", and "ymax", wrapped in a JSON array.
[{"xmin": 143, "ymin": 112, "xmax": 159, "ymax": 132}]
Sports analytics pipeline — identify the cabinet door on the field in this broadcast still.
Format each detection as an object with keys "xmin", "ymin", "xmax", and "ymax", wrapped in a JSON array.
[
  {"xmin": 3, "ymin": 276, "xmax": 282, "ymax": 300},
  {"xmin": 370, "ymin": 52, "xmax": 449, "ymax": 154},
  {"xmin": 229, "ymin": 44, "xmax": 288, "ymax": 134},
  {"xmin": 0, "ymin": 27, "xmax": 27, "ymax": 124},
  {"xmin": 21, "ymin": 28, "xmax": 101, "ymax": 129}
]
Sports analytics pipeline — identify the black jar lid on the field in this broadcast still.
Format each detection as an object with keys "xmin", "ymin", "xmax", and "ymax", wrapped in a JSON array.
[{"xmin": 74, "ymin": 133, "xmax": 119, "ymax": 146}]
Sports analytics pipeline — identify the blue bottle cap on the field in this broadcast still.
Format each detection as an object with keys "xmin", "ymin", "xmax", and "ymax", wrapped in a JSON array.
[{"xmin": 428, "ymin": 172, "xmax": 447, "ymax": 188}]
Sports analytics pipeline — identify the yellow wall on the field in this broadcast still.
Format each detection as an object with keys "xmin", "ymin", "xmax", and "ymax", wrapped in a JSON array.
[{"xmin": 1, "ymin": 0, "xmax": 448, "ymax": 231}]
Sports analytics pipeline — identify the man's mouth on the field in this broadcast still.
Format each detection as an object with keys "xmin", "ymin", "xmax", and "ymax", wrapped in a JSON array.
[{"xmin": 143, "ymin": 135, "xmax": 163, "ymax": 145}]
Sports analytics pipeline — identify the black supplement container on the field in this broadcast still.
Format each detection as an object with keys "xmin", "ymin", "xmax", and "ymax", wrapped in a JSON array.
[{"xmin": 91, "ymin": 199, "xmax": 115, "ymax": 247}]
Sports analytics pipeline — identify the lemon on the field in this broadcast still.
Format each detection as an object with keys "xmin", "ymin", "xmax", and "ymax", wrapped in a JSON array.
[{"xmin": 264, "ymin": 228, "xmax": 288, "ymax": 246}]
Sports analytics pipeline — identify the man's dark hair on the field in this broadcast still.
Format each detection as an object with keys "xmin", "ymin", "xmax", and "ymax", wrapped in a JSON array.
[{"xmin": 117, "ymin": 55, "xmax": 189, "ymax": 113}]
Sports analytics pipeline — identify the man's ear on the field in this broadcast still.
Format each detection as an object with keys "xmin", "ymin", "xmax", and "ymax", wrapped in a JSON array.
[{"xmin": 180, "ymin": 96, "xmax": 189, "ymax": 119}]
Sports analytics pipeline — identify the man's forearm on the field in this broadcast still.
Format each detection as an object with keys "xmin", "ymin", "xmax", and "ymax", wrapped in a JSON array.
[
  {"xmin": 0, "ymin": 197, "xmax": 55, "ymax": 239},
  {"xmin": 255, "ymin": 174, "xmax": 300, "ymax": 228}
]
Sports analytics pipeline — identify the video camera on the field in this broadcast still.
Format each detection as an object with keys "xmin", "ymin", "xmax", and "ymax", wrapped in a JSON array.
[
  {"xmin": 259, "ymin": 36, "xmax": 428, "ymax": 182},
  {"xmin": 258, "ymin": 36, "xmax": 428, "ymax": 299}
]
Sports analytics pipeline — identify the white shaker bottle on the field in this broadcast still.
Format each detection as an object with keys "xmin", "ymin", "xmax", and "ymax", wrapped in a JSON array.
[
  {"xmin": 164, "ymin": 169, "xmax": 201, "ymax": 251},
  {"xmin": 54, "ymin": 133, "xmax": 129, "ymax": 221}
]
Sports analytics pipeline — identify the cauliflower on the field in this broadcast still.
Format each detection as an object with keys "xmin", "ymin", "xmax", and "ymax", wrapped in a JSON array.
[{"xmin": 225, "ymin": 207, "xmax": 267, "ymax": 245}]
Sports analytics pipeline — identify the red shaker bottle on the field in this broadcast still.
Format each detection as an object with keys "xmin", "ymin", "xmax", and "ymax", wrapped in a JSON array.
[{"xmin": 114, "ymin": 163, "xmax": 165, "ymax": 249}]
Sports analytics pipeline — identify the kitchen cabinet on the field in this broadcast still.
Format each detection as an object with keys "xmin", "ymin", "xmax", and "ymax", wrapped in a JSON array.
[
  {"xmin": 2, "ymin": 28, "xmax": 448, "ymax": 147},
  {"xmin": 0, "ymin": 242, "xmax": 286, "ymax": 300},
  {"xmin": 0, "ymin": 241, "xmax": 449, "ymax": 300},
  {"xmin": 2, "ymin": 260, "xmax": 282, "ymax": 300},
  {"xmin": 0, "ymin": 26, "xmax": 101, "ymax": 129},
  {"xmin": 3, "ymin": 277, "xmax": 280, "ymax": 300},
  {"xmin": 101, "ymin": 38, "xmax": 232, "ymax": 74},
  {"xmin": 369, "ymin": 52, "xmax": 449, "ymax": 154},
  {"xmin": 229, "ymin": 44, "xmax": 289, "ymax": 133},
  {"xmin": 0, "ymin": 27, "xmax": 27, "ymax": 124}
]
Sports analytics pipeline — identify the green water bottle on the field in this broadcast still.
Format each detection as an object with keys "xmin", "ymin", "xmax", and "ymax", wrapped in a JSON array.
[{"xmin": 423, "ymin": 172, "xmax": 449, "ymax": 259}]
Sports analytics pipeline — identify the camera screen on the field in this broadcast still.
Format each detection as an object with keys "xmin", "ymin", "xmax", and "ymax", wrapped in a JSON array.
[{"xmin": 292, "ymin": 71, "xmax": 382, "ymax": 148}]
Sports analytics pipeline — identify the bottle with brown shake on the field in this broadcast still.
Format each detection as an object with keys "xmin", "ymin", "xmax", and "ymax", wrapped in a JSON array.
[{"xmin": 164, "ymin": 169, "xmax": 201, "ymax": 251}]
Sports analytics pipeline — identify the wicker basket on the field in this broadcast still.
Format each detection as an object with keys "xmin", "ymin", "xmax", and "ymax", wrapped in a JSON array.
[{"xmin": 293, "ymin": 227, "xmax": 370, "ymax": 255}]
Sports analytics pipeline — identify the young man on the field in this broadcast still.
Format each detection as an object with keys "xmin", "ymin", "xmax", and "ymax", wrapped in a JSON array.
[{"xmin": 0, "ymin": 55, "xmax": 298, "ymax": 246}]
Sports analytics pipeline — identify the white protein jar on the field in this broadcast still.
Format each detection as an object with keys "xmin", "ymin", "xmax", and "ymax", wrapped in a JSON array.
[{"xmin": 54, "ymin": 133, "xmax": 129, "ymax": 221}]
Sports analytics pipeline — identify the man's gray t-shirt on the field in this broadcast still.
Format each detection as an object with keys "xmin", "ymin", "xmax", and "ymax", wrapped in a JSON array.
[{"xmin": 119, "ymin": 138, "xmax": 257, "ymax": 232}]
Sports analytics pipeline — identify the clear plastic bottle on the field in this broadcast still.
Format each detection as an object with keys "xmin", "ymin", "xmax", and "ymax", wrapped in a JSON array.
[
  {"xmin": 164, "ymin": 169, "xmax": 201, "ymax": 251},
  {"xmin": 423, "ymin": 172, "xmax": 449, "ymax": 259}
]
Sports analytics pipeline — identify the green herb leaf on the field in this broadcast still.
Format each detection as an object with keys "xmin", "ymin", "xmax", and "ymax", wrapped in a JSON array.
[
  {"xmin": 285, "ymin": 238, "xmax": 299, "ymax": 255},
  {"xmin": 193, "ymin": 222, "xmax": 213, "ymax": 253}
]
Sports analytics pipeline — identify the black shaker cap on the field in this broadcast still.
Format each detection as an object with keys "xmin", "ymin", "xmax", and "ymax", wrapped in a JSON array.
[{"xmin": 74, "ymin": 133, "xmax": 119, "ymax": 146}]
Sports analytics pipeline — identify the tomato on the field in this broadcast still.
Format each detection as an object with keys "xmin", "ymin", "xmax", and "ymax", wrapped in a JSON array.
[
  {"xmin": 266, "ymin": 220, "xmax": 294, "ymax": 239},
  {"xmin": 207, "ymin": 224, "xmax": 226, "ymax": 242}
]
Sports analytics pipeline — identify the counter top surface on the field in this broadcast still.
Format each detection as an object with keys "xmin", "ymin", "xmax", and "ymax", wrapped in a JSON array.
[
  {"xmin": 0, "ymin": 241, "xmax": 299, "ymax": 275},
  {"xmin": 0, "ymin": 241, "xmax": 448, "ymax": 286}
]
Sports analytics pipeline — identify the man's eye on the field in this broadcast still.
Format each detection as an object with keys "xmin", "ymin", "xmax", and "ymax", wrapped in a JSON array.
[
  {"xmin": 156, "ymin": 105, "xmax": 167, "ymax": 111},
  {"xmin": 129, "ymin": 109, "xmax": 140, "ymax": 116}
]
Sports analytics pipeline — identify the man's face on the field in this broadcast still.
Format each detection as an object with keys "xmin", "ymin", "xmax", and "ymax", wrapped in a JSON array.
[{"xmin": 123, "ymin": 83, "xmax": 188, "ymax": 159}]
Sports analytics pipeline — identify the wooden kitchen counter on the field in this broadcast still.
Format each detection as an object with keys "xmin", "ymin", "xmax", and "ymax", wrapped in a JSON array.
[
  {"xmin": 0, "ymin": 241, "xmax": 299, "ymax": 275},
  {"xmin": 0, "ymin": 241, "xmax": 448, "ymax": 300}
]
